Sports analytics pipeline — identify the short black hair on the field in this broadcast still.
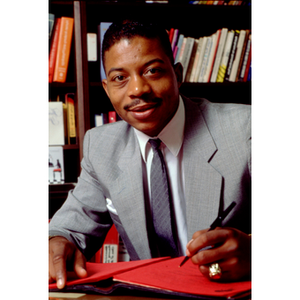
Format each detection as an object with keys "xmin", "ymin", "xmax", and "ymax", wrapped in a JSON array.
[{"xmin": 102, "ymin": 19, "xmax": 174, "ymax": 72}]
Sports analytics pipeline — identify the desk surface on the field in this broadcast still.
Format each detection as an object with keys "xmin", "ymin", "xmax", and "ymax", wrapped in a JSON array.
[{"xmin": 49, "ymin": 292, "xmax": 180, "ymax": 300}]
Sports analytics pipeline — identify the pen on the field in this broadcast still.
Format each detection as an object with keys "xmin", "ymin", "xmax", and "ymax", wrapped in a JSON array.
[{"xmin": 179, "ymin": 201, "xmax": 236, "ymax": 267}]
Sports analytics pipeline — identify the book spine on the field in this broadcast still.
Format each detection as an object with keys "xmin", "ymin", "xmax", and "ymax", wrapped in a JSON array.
[
  {"xmin": 229, "ymin": 30, "xmax": 246, "ymax": 82},
  {"xmin": 224, "ymin": 30, "xmax": 239, "ymax": 81},
  {"xmin": 65, "ymin": 93, "xmax": 76, "ymax": 144},
  {"xmin": 243, "ymin": 51, "xmax": 251, "ymax": 82},
  {"xmin": 49, "ymin": 18, "xmax": 61, "ymax": 83},
  {"xmin": 53, "ymin": 17, "xmax": 74, "ymax": 83},
  {"xmin": 181, "ymin": 38, "xmax": 195, "ymax": 81},
  {"xmin": 168, "ymin": 28, "xmax": 174, "ymax": 43},
  {"xmin": 238, "ymin": 36, "xmax": 251, "ymax": 81},
  {"xmin": 216, "ymin": 30, "xmax": 234, "ymax": 82},
  {"xmin": 102, "ymin": 225, "xmax": 119, "ymax": 263},
  {"xmin": 205, "ymin": 29, "xmax": 221, "ymax": 82},
  {"xmin": 210, "ymin": 28, "xmax": 228, "ymax": 82},
  {"xmin": 190, "ymin": 37, "xmax": 203, "ymax": 82},
  {"xmin": 174, "ymin": 34, "xmax": 184, "ymax": 63},
  {"xmin": 235, "ymin": 30, "xmax": 250, "ymax": 81},
  {"xmin": 109, "ymin": 111, "xmax": 117, "ymax": 123},
  {"xmin": 194, "ymin": 36, "xmax": 208, "ymax": 82},
  {"xmin": 185, "ymin": 40, "xmax": 199, "ymax": 82},
  {"xmin": 171, "ymin": 29, "xmax": 179, "ymax": 53},
  {"xmin": 177, "ymin": 37, "xmax": 187, "ymax": 64},
  {"xmin": 197, "ymin": 36, "xmax": 212, "ymax": 82}
]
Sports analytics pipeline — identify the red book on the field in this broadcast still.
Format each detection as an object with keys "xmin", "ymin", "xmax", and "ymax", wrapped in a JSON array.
[
  {"xmin": 108, "ymin": 111, "xmax": 117, "ymax": 123},
  {"xmin": 168, "ymin": 28, "xmax": 174, "ymax": 43},
  {"xmin": 49, "ymin": 257, "xmax": 251, "ymax": 299},
  {"xmin": 53, "ymin": 17, "xmax": 74, "ymax": 83},
  {"xmin": 49, "ymin": 18, "xmax": 61, "ymax": 83},
  {"xmin": 94, "ymin": 224, "xmax": 119, "ymax": 263},
  {"xmin": 243, "ymin": 43, "xmax": 251, "ymax": 82}
]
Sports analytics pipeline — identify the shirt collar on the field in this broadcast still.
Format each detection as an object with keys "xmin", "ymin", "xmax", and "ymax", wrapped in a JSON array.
[{"xmin": 134, "ymin": 95, "xmax": 185, "ymax": 162}]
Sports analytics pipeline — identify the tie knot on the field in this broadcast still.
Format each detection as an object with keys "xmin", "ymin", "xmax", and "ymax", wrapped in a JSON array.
[{"xmin": 149, "ymin": 138, "xmax": 161, "ymax": 151}]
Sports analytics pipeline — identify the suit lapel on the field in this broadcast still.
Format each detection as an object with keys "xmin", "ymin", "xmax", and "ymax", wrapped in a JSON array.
[
  {"xmin": 109, "ymin": 130, "xmax": 151, "ymax": 260},
  {"xmin": 182, "ymin": 97, "xmax": 223, "ymax": 240}
]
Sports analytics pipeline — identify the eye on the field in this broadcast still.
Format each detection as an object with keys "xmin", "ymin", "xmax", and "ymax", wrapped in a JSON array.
[
  {"xmin": 147, "ymin": 68, "xmax": 159, "ymax": 75},
  {"xmin": 113, "ymin": 75, "xmax": 126, "ymax": 82}
]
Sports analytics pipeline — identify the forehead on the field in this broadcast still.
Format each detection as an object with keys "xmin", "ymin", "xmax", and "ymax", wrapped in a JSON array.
[{"xmin": 104, "ymin": 36, "xmax": 169, "ymax": 68}]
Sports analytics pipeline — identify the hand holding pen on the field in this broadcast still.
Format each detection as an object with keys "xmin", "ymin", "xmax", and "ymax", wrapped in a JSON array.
[{"xmin": 179, "ymin": 201, "xmax": 251, "ymax": 281}]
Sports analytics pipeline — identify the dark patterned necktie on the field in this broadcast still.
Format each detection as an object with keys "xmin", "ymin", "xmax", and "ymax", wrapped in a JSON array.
[{"xmin": 149, "ymin": 139, "xmax": 178, "ymax": 257}]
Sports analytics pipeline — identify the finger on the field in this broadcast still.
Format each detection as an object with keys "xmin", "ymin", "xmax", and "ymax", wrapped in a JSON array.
[
  {"xmin": 52, "ymin": 252, "xmax": 67, "ymax": 289},
  {"xmin": 73, "ymin": 249, "xmax": 87, "ymax": 279},
  {"xmin": 188, "ymin": 228, "xmax": 227, "ymax": 256},
  {"xmin": 199, "ymin": 257, "xmax": 240, "ymax": 282}
]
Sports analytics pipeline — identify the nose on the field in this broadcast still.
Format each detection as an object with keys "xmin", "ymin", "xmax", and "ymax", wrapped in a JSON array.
[{"xmin": 127, "ymin": 75, "xmax": 151, "ymax": 98}]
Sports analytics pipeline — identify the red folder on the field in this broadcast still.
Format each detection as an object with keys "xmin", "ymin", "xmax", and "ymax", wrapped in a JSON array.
[{"xmin": 49, "ymin": 256, "xmax": 251, "ymax": 299}]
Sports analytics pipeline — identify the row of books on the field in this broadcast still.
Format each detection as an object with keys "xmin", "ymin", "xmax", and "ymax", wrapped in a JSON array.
[
  {"xmin": 49, "ymin": 14, "xmax": 74, "ymax": 83},
  {"xmin": 49, "ymin": 93, "xmax": 77, "ymax": 146},
  {"xmin": 171, "ymin": 27, "xmax": 251, "ymax": 83},
  {"xmin": 94, "ymin": 111, "xmax": 122, "ymax": 127},
  {"xmin": 188, "ymin": 0, "xmax": 250, "ymax": 5}
]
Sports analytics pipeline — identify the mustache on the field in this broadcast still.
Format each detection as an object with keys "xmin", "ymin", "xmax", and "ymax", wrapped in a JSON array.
[{"xmin": 123, "ymin": 98, "xmax": 162, "ymax": 110}]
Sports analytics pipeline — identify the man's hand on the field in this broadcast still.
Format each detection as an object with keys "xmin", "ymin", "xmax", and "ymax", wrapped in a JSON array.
[
  {"xmin": 49, "ymin": 236, "xmax": 87, "ymax": 289},
  {"xmin": 186, "ymin": 228, "xmax": 251, "ymax": 281}
]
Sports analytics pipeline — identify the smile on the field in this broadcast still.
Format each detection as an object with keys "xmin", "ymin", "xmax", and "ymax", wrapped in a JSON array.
[{"xmin": 128, "ymin": 103, "xmax": 159, "ymax": 120}]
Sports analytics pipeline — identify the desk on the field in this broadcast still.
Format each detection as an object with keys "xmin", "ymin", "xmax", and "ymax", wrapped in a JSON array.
[{"xmin": 49, "ymin": 292, "xmax": 181, "ymax": 300}]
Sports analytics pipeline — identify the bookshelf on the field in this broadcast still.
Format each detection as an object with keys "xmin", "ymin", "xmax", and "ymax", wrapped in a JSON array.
[{"xmin": 49, "ymin": 0, "xmax": 251, "ymax": 217}]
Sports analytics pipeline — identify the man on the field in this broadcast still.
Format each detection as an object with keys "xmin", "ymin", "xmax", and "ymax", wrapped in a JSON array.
[{"xmin": 49, "ymin": 20, "xmax": 251, "ymax": 289}]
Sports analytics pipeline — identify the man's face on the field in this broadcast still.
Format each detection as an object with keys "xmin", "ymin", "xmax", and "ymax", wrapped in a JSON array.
[{"xmin": 102, "ymin": 36, "xmax": 182, "ymax": 137}]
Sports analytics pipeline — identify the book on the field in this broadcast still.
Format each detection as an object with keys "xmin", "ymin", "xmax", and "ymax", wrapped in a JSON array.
[
  {"xmin": 49, "ymin": 146, "xmax": 65, "ymax": 184},
  {"xmin": 100, "ymin": 22, "xmax": 112, "ymax": 81},
  {"xmin": 49, "ymin": 101, "xmax": 65, "ymax": 146},
  {"xmin": 49, "ymin": 13, "xmax": 55, "ymax": 40},
  {"xmin": 216, "ymin": 29, "xmax": 234, "ymax": 82},
  {"xmin": 49, "ymin": 257, "xmax": 251, "ymax": 299},
  {"xmin": 194, "ymin": 36, "xmax": 208, "ymax": 82},
  {"xmin": 49, "ymin": 18, "xmax": 61, "ymax": 83},
  {"xmin": 176, "ymin": 37, "xmax": 187, "ymax": 65},
  {"xmin": 235, "ymin": 29, "xmax": 250, "ymax": 81},
  {"xmin": 238, "ymin": 34, "xmax": 251, "ymax": 81},
  {"xmin": 174, "ymin": 34, "xmax": 184, "ymax": 63},
  {"xmin": 168, "ymin": 27, "xmax": 174, "ymax": 43},
  {"xmin": 65, "ymin": 93, "xmax": 76, "ymax": 144},
  {"xmin": 94, "ymin": 225, "xmax": 119, "ymax": 263},
  {"xmin": 242, "ymin": 39, "xmax": 251, "ymax": 82},
  {"xmin": 53, "ymin": 17, "xmax": 74, "ymax": 83},
  {"xmin": 185, "ymin": 39, "xmax": 199, "ymax": 82},
  {"xmin": 229, "ymin": 29, "xmax": 246, "ymax": 82},
  {"xmin": 210, "ymin": 28, "xmax": 228, "ymax": 82},
  {"xmin": 189, "ymin": 37, "xmax": 204, "ymax": 82},
  {"xmin": 180, "ymin": 37, "xmax": 195, "ymax": 81},
  {"xmin": 203, "ymin": 29, "xmax": 221, "ymax": 82},
  {"xmin": 171, "ymin": 29, "xmax": 179, "ymax": 53},
  {"xmin": 224, "ymin": 30, "xmax": 240, "ymax": 81},
  {"xmin": 87, "ymin": 33, "xmax": 97, "ymax": 62},
  {"xmin": 108, "ymin": 111, "xmax": 117, "ymax": 123},
  {"xmin": 197, "ymin": 35, "xmax": 212, "ymax": 82}
]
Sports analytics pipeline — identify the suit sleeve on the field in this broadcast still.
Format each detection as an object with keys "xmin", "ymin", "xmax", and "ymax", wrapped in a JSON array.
[{"xmin": 49, "ymin": 130, "xmax": 113, "ymax": 260}]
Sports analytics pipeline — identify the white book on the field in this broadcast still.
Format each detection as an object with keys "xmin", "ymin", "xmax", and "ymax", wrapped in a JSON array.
[
  {"xmin": 216, "ymin": 30, "xmax": 235, "ymax": 83},
  {"xmin": 229, "ymin": 30, "xmax": 246, "ymax": 82},
  {"xmin": 210, "ymin": 28, "xmax": 228, "ymax": 82},
  {"xmin": 181, "ymin": 37, "xmax": 195, "ymax": 81},
  {"xmin": 194, "ymin": 36, "xmax": 208, "ymax": 83},
  {"xmin": 94, "ymin": 114, "xmax": 104, "ymax": 127},
  {"xmin": 49, "ymin": 102, "xmax": 65, "ymax": 146},
  {"xmin": 185, "ymin": 40, "xmax": 198, "ymax": 82},
  {"xmin": 49, "ymin": 146, "xmax": 65, "ymax": 184},
  {"xmin": 203, "ymin": 31, "xmax": 220, "ymax": 82},
  {"xmin": 190, "ymin": 37, "xmax": 204, "ymax": 82},
  {"xmin": 87, "ymin": 33, "xmax": 97, "ymax": 61},
  {"xmin": 175, "ymin": 34, "xmax": 184, "ymax": 63},
  {"xmin": 198, "ymin": 35, "xmax": 213, "ymax": 82}
]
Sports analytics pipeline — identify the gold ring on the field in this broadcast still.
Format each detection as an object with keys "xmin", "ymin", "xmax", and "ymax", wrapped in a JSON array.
[{"xmin": 209, "ymin": 263, "xmax": 222, "ymax": 279}]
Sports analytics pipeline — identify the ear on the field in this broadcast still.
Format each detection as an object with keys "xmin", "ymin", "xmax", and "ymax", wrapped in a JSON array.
[
  {"xmin": 174, "ymin": 62, "xmax": 183, "ymax": 88},
  {"xmin": 102, "ymin": 79, "xmax": 109, "ymax": 98}
]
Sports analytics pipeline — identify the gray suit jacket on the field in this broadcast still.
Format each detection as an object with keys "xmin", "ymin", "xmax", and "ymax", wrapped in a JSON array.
[{"xmin": 49, "ymin": 97, "xmax": 251, "ymax": 261}]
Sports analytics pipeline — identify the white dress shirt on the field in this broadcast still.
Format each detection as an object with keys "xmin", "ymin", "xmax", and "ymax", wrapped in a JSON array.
[{"xmin": 134, "ymin": 96, "xmax": 187, "ymax": 255}]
